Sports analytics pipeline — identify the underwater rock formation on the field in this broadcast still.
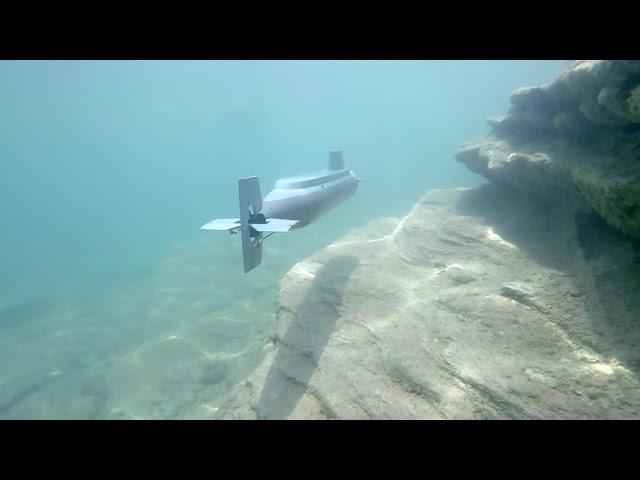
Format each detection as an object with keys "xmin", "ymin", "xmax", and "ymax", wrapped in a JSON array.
[
  {"xmin": 203, "ymin": 184, "xmax": 640, "ymax": 419},
  {"xmin": 189, "ymin": 60, "xmax": 640, "ymax": 420},
  {"xmin": 456, "ymin": 60, "xmax": 640, "ymax": 239}
]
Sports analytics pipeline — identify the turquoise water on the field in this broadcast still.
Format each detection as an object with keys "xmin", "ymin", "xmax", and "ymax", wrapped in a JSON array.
[{"xmin": 0, "ymin": 60, "xmax": 566, "ymax": 418}]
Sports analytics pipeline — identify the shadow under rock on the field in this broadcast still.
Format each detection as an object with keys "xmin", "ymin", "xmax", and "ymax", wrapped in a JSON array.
[
  {"xmin": 455, "ymin": 182, "xmax": 578, "ymax": 270},
  {"xmin": 256, "ymin": 255, "xmax": 360, "ymax": 420},
  {"xmin": 456, "ymin": 182, "xmax": 640, "ymax": 378}
]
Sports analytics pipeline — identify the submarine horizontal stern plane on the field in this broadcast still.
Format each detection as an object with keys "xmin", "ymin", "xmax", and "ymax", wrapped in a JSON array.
[{"xmin": 200, "ymin": 150, "xmax": 359, "ymax": 273}]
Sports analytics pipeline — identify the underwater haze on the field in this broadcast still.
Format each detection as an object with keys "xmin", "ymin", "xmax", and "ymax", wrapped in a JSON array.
[{"xmin": 0, "ymin": 60, "xmax": 565, "ymax": 419}]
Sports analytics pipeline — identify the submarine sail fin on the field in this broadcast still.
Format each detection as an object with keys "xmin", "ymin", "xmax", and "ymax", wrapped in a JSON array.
[
  {"xmin": 251, "ymin": 218, "xmax": 298, "ymax": 233},
  {"xmin": 329, "ymin": 150, "xmax": 344, "ymax": 171},
  {"xmin": 200, "ymin": 218, "xmax": 241, "ymax": 231}
]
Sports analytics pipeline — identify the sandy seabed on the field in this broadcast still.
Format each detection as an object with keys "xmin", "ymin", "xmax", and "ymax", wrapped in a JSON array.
[{"xmin": 0, "ymin": 232, "xmax": 321, "ymax": 419}]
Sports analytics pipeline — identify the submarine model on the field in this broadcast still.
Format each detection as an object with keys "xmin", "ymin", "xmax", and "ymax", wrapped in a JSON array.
[{"xmin": 201, "ymin": 151, "xmax": 359, "ymax": 273}]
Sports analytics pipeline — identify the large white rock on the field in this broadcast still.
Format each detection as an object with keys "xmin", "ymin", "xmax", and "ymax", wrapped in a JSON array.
[{"xmin": 209, "ymin": 184, "xmax": 640, "ymax": 419}]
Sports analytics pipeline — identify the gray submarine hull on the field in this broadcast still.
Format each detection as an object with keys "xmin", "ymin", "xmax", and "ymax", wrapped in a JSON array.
[
  {"xmin": 261, "ymin": 167, "xmax": 358, "ymax": 228},
  {"xmin": 201, "ymin": 151, "xmax": 358, "ymax": 272}
]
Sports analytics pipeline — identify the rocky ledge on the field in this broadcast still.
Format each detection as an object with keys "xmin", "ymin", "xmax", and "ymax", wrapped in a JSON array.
[
  {"xmin": 199, "ymin": 182, "xmax": 640, "ymax": 419},
  {"xmin": 456, "ymin": 60, "xmax": 640, "ymax": 239}
]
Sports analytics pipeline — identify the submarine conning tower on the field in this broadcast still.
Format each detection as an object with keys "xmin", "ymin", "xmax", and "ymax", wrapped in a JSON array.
[{"xmin": 329, "ymin": 150, "xmax": 344, "ymax": 171}]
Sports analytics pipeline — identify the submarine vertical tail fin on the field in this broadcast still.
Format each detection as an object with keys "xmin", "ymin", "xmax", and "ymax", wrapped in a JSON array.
[{"xmin": 238, "ymin": 176, "xmax": 263, "ymax": 273}]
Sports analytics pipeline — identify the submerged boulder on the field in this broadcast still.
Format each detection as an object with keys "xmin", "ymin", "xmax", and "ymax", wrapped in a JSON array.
[
  {"xmin": 456, "ymin": 60, "xmax": 640, "ymax": 239},
  {"xmin": 206, "ymin": 184, "xmax": 640, "ymax": 419}
]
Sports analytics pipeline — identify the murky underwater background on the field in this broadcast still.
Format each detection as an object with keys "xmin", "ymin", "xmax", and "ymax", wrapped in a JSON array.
[{"xmin": 0, "ymin": 60, "xmax": 566, "ymax": 418}]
